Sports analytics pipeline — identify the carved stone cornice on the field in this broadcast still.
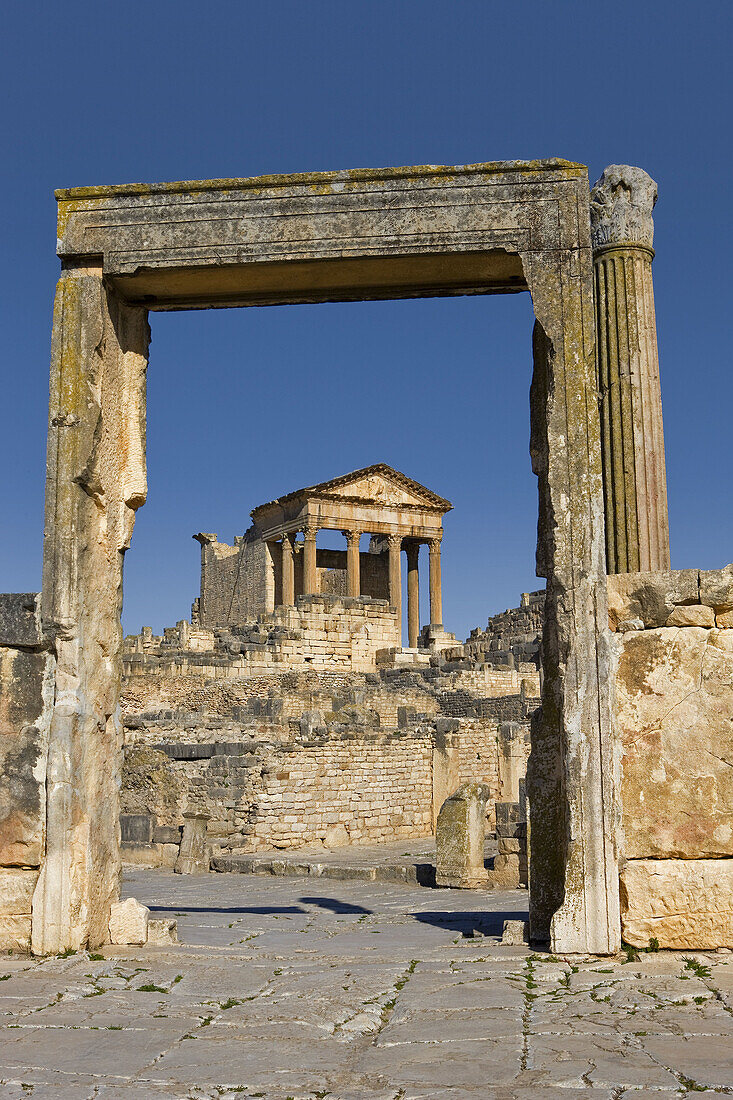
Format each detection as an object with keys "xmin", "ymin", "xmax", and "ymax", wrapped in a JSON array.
[{"xmin": 590, "ymin": 165, "xmax": 657, "ymax": 253}]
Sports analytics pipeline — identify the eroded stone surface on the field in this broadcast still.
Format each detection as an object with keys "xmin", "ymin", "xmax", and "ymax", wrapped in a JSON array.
[
  {"xmin": 435, "ymin": 782, "xmax": 490, "ymax": 888},
  {"xmin": 620, "ymin": 858, "xmax": 733, "ymax": 948},
  {"xmin": 607, "ymin": 569, "xmax": 699, "ymax": 629},
  {"xmin": 109, "ymin": 897, "xmax": 150, "ymax": 945},
  {"xmin": 615, "ymin": 626, "xmax": 733, "ymax": 858}
]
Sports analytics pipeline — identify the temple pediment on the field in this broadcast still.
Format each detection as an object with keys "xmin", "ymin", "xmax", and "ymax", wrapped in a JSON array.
[{"xmin": 252, "ymin": 463, "xmax": 452, "ymax": 520}]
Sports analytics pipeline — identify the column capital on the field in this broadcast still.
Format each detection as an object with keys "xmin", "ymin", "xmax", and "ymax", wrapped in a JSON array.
[
  {"xmin": 385, "ymin": 532, "xmax": 403, "ymax": 548},
  {"xmin": 590, "ymin": 165, "xmax": 657, "ymax": 253},
  {"xmin": 302, "ymin": 523, "xmax": 317, "ymax": 541},
  {"xmin": 341, "ymin": 529, "xmax": 361, "ymax": 545},
  {"xmin": 427, "ymin": 535, "xmax": 442, "ymax": 553}
]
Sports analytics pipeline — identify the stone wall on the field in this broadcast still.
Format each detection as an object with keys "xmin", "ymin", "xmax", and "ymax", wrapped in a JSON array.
[
  {"xmin": 610, "ymin": 566, "xmax": 733, "ymax": 948},
  {"xmin": 0, "ymin": 595, "xmax": 55, "ymax": 952},
  {"xmin": 119, "ymin": 648, "xmax": 539, "ymax": 859},
  {"xmin": 450, "ymin": 589, "xmax": 544, "ymax": 670},
  {"xmin": 195, "ymin": 529, "xmax": 391, "ymax": 628},
  {"xmin": 127, "ymin": 595, "xmax": 401, "ymax": 676}
]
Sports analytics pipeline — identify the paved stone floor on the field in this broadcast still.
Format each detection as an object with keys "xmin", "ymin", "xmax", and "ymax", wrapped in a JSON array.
[{"xmin": 1, "ymin": 870, "xmax": 732, "ymax": 1098}]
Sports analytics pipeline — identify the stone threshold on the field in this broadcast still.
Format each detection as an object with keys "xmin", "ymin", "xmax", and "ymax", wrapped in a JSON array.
[{"xmin": 210, "ymin": 837, "xmax": 499, "ymax": 888}]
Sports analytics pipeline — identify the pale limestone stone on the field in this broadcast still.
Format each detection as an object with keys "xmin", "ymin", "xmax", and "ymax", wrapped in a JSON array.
[
  {"xmin": 617, "ymin": 618, "xmax": 644, "ymax": 633},
  {"xmin": 147, "ymin": 917, "xmax": 178, "ymax": 946},
  {"xmin": 501, "ymin": 919, "xmax": 529, "ymax": 945},
  {"xmin": 607, "ymin": 570, "xmax": 698, "ymax": 630},
  {"xmin": 109, "ymin": 897, "xmax": 149, "ymax": 945},
  {"xmin": 718, "ymin": 610, "xmax": 733, "ymax": 629},
  {"xmin": 620, "ymin": 858, "xmax": 733, "ymax": 949},
  {"xmin": 174, "ymin": 812, "xmax": 210, "ymax": 875},
  {"xmin": 435, "ymin": 782, "xmax": 490, "ymax": 889},
  {"xmin": 666, "ymin": 604, "xmax": 715, "ymax": 628},
  {"xmin": 323, "ymin": 823, "xmax": 349, "ymax": 848},
  {"xmin": 615, "ymin": 627, "xmax": 733, "ymax": 858},
  {"xmin": 492, "ymin": 853, "xmax": 521, "ymax": 889},
  {"xmin": 700, "ymin": 563, "xmax": 733, "ymax": 612}
]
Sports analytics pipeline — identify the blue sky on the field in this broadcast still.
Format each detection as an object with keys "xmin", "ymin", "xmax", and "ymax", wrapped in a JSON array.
[{"xmin": 1, "ymin": 2, "xmax": 731, "ymax": 640}]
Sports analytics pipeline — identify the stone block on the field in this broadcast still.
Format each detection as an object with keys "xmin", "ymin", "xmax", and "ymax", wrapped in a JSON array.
[
  {"xmin": 146, "ymin": 917, "xmax": 178, "ymax": 945},
  {"xmin": 435, "ymin": 781, "xmax": 490, "ymax": 889},
  {"xmin": 607, "ymin": 569, "xmax": 699, "ymax": 629},
  {"xmin": 666, "ymin": 604, "xmax": 715, "ymax": 628},
  {"xmin": 0, "ymin": 915, "xmax": 31, "ymax": 952},
  {"xmin": 491, "ymin": 852, "xmax": 521, "ymax": 889},
  {"xmin": 0, "ymin": 869, "xmax": 37, "ymax": 915},
  {"xmin": 109, "ymin": 897, "xmax": 150, "ymax": 945},
  {"xmin": 615, "ymin": 627, "xmax": 733, "ymax": 858},
  {"xmin": 620, "ymin": 858, "xmax": 733, "ymax": 949},
  {"xmin": 700, "ymin": 563, "xmax": 733, "ymax": 612},
  {"xmin": 0, "ymin": 593, "xmax": 41, "ymax": 648},
  {"xmin": 501, "ymin": 919, "xmax": 529, "ymax": 945},
  {"xmin": 0, "ymin": 645, "xmax": 54, "ymax": 868},
  {"xmin": 174, "ymin": 812, "xmax": 211, "ymax": 874},
  {"xmin": 120, "ymin": 813, "xmax": 154, "ymax": 844}
]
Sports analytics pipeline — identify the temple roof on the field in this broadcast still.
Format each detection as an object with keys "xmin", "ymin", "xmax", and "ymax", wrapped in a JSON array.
[{"xmin": 251, "ymin": 464, "xmax": 452, "ymax": 520}]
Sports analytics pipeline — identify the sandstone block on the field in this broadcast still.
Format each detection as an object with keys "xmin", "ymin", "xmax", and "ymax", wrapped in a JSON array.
[
  {"xmin": 109, "ymin": 897, "xmax": 149, "ymax": 945},
  {"xmin": 615, "ymin": 627, "xmax": 733, "ymax": 858},
  {"xmin": 147, "ymin": 918, "xmax": 178, "ymax": 945},
  {"xmin": 0, "ymin": 869, "xmax": 37, "ymax": 915},
  {"xmin": 718, "ymin": 611, "xmax": 733, "ymax": 629},
  {"xmin": 607, "ymin": 569, "xmax": 698, "ymax": 630},
  {"xmin": 491, "ymin": 852, "xmax": 521, "ymax": 889},
  {"xmin": 620, "ymin": 858, "xmax": 733, "ymax": 949},
  {"xmin": 0, "ymin": 915, "xmax": 31, "ymax": 952},
  {"xmin": 666, "ymin": 603, "xmax": 715, "ymax": 628},
  {"xmin": 435, "ymin": 781, "xmax": 490, "ymax": 889}
]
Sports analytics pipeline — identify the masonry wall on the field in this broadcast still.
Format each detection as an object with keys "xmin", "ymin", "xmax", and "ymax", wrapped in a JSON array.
[
  {"xmin": 610, "ymin": 566, "xmax": 733, "ymax": 949},
  {"xmin": 120, "ymin": 720, "xmax": 504, "ymax": 856},
  {"xmin": 0, "ymin": 595, "xmax": 55, "ymax": 952}
]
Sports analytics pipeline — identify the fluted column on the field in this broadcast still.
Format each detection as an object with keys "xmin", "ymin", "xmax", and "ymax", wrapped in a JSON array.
[
  {"xmin": 281, "ymin": 533, "xmax": 294, "ymax": 606},
  {"xmin": 591, "ymin": 164, "xmax": 670, "ymax": 573},
  {"xmin": 302, "ymin": 524, "xmax": 318, "ymax": 595},
  {"xmin": 406, "ymin": 540, "xmax": 420, "ymax": 648},
  {"xmin": 387, "ymin": 534, "xmax": 402, "ymax": 643},
  {"xmin": 428, "ymin": 536, "xmax": 443, "ymax": 626},
  {"xmin": 344, "ymin": 530, "xmax": 361, "ymax": 597}
]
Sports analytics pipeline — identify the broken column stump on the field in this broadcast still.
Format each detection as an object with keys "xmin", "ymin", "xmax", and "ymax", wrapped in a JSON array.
[
  {"xmin": 174, "ymin": 812, "xmax": 211, "ymax": 875},
  {"xmin": 435, "ymin": 782, "xmax": 491, "ymax": 888}
]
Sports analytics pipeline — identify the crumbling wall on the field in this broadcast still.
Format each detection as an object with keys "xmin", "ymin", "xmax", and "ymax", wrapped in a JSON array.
[
  {"xmin": 610, "ymin": 566, "xmax": 733, "ymax": 948},
  {"xmin": 0, "ymin": 595, "xmax": 55, "ymax": 951}
]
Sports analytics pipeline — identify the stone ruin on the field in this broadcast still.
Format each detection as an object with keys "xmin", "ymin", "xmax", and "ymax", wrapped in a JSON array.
[
  {"xmin": 118, "ymin": 469, "xmax": 541, "ymax": 862},
  {"xmin": 0, "ymin": 157, "xmax": 731, "ymax": 957}
]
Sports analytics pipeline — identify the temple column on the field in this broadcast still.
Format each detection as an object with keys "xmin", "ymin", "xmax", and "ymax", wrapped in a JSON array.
[
  {"xmin": 406, "ymin": 540, "xmax": 420, "ymax": 648},
  {"xmin": 387, "ymin": 534, "xmax": 402, "ymax": 642},
  {"xmin": 591, "ymin": 165, "xmax": 670, "ymax": 573},
  {"xmin": 281, "ymin": 533, "xmax": 295, "ymax": 606},
  {"xmin": 302, "ymin": 525, "xmax": 318, "ymax": 595},
  {"xmin": 428, "ymin": 536, "xmax": 443, "ymax": 627},
  {"xmin": 344, "ymin": 530, "xmax": 361, "ymax": 597}
]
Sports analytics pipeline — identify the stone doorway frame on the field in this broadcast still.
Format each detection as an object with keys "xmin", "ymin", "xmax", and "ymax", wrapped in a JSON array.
[{"xmin": 34, "ymin": 160, "xmax": 619, "ymax": 955}]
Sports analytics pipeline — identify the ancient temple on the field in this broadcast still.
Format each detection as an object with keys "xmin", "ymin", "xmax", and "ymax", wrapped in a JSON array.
[{"xmin": 192, "ymin": 463, "xmax": 452, "ymax": 648}]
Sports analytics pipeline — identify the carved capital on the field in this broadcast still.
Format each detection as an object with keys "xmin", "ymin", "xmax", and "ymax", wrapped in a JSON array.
[
  {"xmin": 342, "ymin": 529, "xmax": 360, "ymax": 546},
  {"xmin": 428, "ymin": 536, "xmax": 442, "ymax": 554},
  {"xmin": 385, "ymin": 533, "xmax": 402, "ymax": 549},
  {"xmin": 590, "ymin": 165, "xmax": 657, "ymax": 252},
  {"xmin": 302, "ymin": 524, "xmax": 317, "ymax": 542}
]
